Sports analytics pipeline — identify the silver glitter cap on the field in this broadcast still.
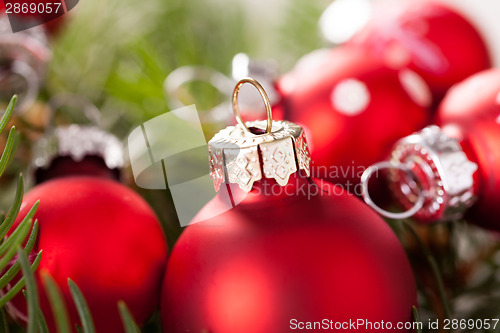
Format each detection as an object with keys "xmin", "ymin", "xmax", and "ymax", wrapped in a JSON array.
[
  {"xmin": 208, "ymin": 77, "xmax": 310, "ymax": 193},
  {"xmin": 389, "ymin": 126, "xmax": 478, "ymax": 221},
  {"xmin": 31, "ymin": 94, "xmax": 124, "ymax": 172}
]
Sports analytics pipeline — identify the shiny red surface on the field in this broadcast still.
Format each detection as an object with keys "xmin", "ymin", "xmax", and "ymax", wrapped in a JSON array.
[
  {"xmin": 436, "ymin": 69, "xmax": 500, "ymax": 229},
  {"xmin": 162, "ymin": 174, "xmax": 417, "ymax": 333},
  {"xmin": 278, "ymin": 46, "xmax": 428, "ymax": 188},
  {"xmin": 461, "ymin": 121, "xmax": 500, "ymax": 230},
  {"xmin": 436, "ymin": 68, "xmax": 500, "ymax": 128},
  {"xmin": 350, "ymin": 1, "xmax": 491, "ymax": 102},
  {"xmin": 8, "ymin": 177, "xmax": 168, "ymax": 333}
]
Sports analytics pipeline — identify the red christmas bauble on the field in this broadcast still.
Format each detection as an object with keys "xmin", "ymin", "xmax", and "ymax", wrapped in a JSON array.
[
  {"xmin": 379, "ymin": 121, "xmax": 500, "ymax": 230},
  {"xmin": 348, "ymin": 1, "xmax": 491, "ymax": 102},
  {"xmin": 458, "ymin": 120, "xmax": 500, "ymax": 230},
  {"xmin": 161, "ymin": 174, "xmax": 417, "ymax": 333},
  {"xmin": 161, "ymin": 105, "xmax": 416, "ymax": 332},
  {"xmin": 278, "ymin": 46, "xmax": 430, "ymax": 189},
  {"xmin": 436, "ymin": 68, "xmax": 500, "ymax": 128},
  {"xmin": 8, "ymin": 177, "xmax": 168, "ymax": 332},
  {"xmin": 434, "ymin": 69, "xmax": 500, "ymax": 229}
]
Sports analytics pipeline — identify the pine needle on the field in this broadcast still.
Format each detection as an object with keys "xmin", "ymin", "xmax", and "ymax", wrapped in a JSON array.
[
  {"xmin": 17, "ymin": 248, "xmax": 40, "ymax": 333},
  {"xmin": 42, "ymin": 271, "xmax": 72, "ymax": 333},
  {"xmin": 0, "ymin": 95, "xmax": 17, "ymax": 134},
  {"xmin": 118, "ymin": 301, "xmax": 141, "ymax": 333},
  {"xmin": 0, "ymin": 250, "xmax": 42, "ymax": 307},
  {"xmin": 68, "ymin": 279, "xmax": 96, "ymax": 333}
]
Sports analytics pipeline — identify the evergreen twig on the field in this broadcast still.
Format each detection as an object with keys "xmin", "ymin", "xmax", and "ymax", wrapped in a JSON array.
[{"xmin": 403, "ymin": 221, "xmax": 452, "ymax": 319}]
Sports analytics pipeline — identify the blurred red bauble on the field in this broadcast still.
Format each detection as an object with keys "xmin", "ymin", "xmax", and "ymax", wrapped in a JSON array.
[
  {"xmin": 349, "ymin": 1, "xmax": 491, "ymax": 102},
  {"xmin": 7, "ymin": 97, "xmax": 166, "ymax": 332},
  {"xmin": 379, "ymin": 122, "xmax": 500, "ymax": 230},
  {"xmin": 436, "ymin": 68, "xmax": 500, "ymax": 128},
  {"xmin": 8, "ymin": 177, "xmax": 168, "ymax": 333},
  {"xmin": 161, "ymin": 107, "xmax": 417, "ymax": 332},
  {"xmin": 432, "ymin": 69, "xmax": 500, "ymax": 230},
  {"xmin": 278, "ymin": 46, "xmax": 430, "ymax": 189}
]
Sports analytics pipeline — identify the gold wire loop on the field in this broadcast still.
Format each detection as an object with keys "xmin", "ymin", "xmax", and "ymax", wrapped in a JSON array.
[{"xmin": 232, "ymin": 77, "xmax": 273, "ymax": 134}]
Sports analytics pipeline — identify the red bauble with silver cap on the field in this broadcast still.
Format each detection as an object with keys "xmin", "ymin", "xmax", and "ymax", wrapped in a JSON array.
[
  {"xmin": 432, "ymin": 68, "xmax": 500, "ymax": 230},
  {"xmin": 347, "ymin": 0, "xmax": 491, "ymax": 102},
  {"xmin": 161, "ymin": 78, "xmax": 417, "ymax": 333},
  {"xmin": 362, "ymin": 120, "xmax": 500, "ymax": 231},
  {"xmin": 6, "ymin": 95, "xmax": 168, "ymax": 332},
  {"xmin": 32, "ymin": 94, "xmax": 123, "ymax": 183},
  {"xmin": 277, "ymin": 46, "xmax": 430, "ymax": 189}
]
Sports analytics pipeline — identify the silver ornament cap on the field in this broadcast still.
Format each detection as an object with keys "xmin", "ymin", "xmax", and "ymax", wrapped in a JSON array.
[
  {"xmin": 32, "ymin": 124, "xmax": 124, "ymax": 171},
  {"xmin": 362, "ymin": 126, "xmax": 478, "ymax": 221},
  {"xmin": 208, "ymin": 77, "xmax": 311, "ymax": 193},
  {"xmin": 389, "ymin": 126, "xmax": 478, "ymax": 221},
  {"xmin": 31, "ymin": 95, "xmax": 124, "ymax": 173}
]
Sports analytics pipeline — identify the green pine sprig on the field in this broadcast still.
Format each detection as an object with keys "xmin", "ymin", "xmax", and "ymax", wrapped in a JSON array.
[
  {"xmin": 41, "ymin": 272, "xmax": 143, "ymax": 333},
  {"xmin": 0, "ymin": 96, "xmax": 42, "ymax": 329},
  {"xmin": 0, "ymin": 95, "xmax": 143, "ymax": 332}
]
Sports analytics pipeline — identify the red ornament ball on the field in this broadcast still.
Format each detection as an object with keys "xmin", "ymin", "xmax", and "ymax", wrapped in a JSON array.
[
  {"xmin": 8, "ymin": 177, "xmax": 168, "ymax": 333},
  {"xmin": 436, "ymin": 69, "xmax": 500, "ymax": 230},
  {"xmin": 436, "ymin": 68, "xmax": 500, "ymax": 128},
  {"xmin": 161, "ymin": 174, "xmax": 417, "ymax": 333},
  {"xmin": 278, "ymin": 46, "xmax": 429, "ymax": 188},
  {"xmin": 349, "ymin": 1, "xmax": 491, "ymax": 102}
]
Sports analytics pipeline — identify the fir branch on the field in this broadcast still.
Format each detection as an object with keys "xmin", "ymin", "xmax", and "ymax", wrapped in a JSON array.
[
  {"xmin": 0, "ymin": 220, "xmax": 39, "ymax": 290},
  {"xmin": 0, "ymin": 174, "xmax": 24, "ymax": 240},
  {"xmin": 0, "ymin": 217, "xmax": 33, "ymax": 270},
  {"xmin": 68, "ymin": 279, "xmax": 96, "ymax": 333},
  {"xmin": 35, "ymin": 294, "xmax": 49, "ymax": 333},
  {"xmin": 0, "ymin": 250, "xmax": 42, "ymax": 307},
  {"xmin": 0, "ymin": 127, "xmax": 16, "ymax": 178},
  {"xmin": 403, "ymin": 221, "xmax": 452, "ymax": 319},
  {"xmin": 118, "ymin": 301, "xmax": 141, "ymax": 333},
  {"xmin": 17, "ymin": 248, "xmax": 40, "ymax": 333},
  {"xmin": 42, "ymin": 271, "xmax": 72, "ymax": 333},
  {"xmin": 0, "ymin": 95, "xmax": 16, "ymax": 134}
]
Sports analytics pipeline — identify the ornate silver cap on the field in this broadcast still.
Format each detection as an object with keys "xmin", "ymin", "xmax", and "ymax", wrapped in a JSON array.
[
  {"xmin": 32, "ymin": 124, "xmax": 124, "ymax": 171},
  {"xmin": 32, "ymin": 94, "xmax": 124, "ymax": 173},
  {"xmin": 389, "ymin": 125, "xmax": 478, "ymax": 221},
  {"xmin": 209, "ymin": 120, "xmax": 310, "ymax": 192},
  {"xmin": 208, "ymin": 77, "xmax": 310, "ymax": 192}
]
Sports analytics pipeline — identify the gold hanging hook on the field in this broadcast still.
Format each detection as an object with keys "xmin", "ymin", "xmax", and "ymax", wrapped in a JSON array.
[{"xmin": 232, "ymin": 77, "xmax": 273, "ymax": 134}]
